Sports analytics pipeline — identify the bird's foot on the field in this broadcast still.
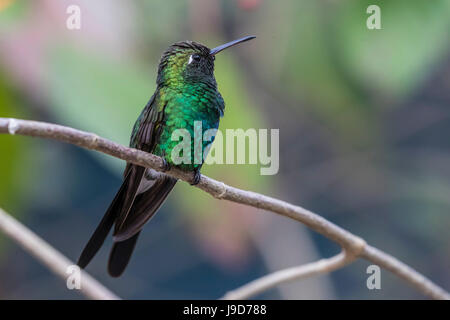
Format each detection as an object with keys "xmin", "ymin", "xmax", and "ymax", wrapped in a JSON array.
[
  {"xmin": 190, "ymin": 168, "xmax": 201, "ymax": 186},
  {"xmin": 161, "ymin": 156, "xmax": 171, "ymax": 172}
]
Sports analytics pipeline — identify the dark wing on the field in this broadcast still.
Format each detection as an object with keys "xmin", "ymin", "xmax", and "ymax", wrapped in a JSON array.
[
  {"xmin": 112, "ymin": 175, "xmax": 177, "ymax": 242},
  {"xmin": 113, "ymin": 94, "xmax": 166, "ymax": 231},
  {"xmin": 107, "ymin": 95, "xmax": 177, "ymax": 276},
  {"xmin": 77, "ymin": 94, "xmax": 163, "ymax": 270}
]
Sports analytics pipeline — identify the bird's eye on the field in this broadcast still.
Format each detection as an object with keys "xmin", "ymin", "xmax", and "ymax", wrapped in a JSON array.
[{"xmin": 188, "ymin": 54, "xmax": 201, "ymax": 64}]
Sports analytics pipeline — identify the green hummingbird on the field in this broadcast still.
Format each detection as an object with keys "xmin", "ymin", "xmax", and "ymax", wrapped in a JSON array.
[{"xmin": 77, "ymin": 36, "xmax": 255, "ymax": 277}]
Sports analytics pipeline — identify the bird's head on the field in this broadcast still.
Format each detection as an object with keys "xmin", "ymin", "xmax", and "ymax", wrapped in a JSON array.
[{"xmin": 156, "ymin": 36, "xmax": 255, "ymax": 87}]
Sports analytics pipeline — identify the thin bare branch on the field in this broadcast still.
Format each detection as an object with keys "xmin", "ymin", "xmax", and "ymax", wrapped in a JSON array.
[
  {"xmin": 361, "ymin": 246, "xmax": 450, "ymax": 300},
  {"xmin": 222, "ymin": 251, "xmax": 353, "ymax": 300},
  {"xmin": 0, "ymin": 117, "xmax": 449, "ymax": 300},
  {"xmin": 0, "ymin": 208, "xmax": 120, "ymax": 300}
]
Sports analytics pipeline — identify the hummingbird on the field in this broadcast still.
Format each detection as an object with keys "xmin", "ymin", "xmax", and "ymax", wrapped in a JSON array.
[{"xmin": 77, "ymin": 36, "xmax": 255, "ymax": 277}]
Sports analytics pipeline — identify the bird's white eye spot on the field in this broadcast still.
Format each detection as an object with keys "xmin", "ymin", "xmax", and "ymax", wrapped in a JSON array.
[{"xmin": 188, "ymin": 54, "xmax": 201, "ymax": 65}]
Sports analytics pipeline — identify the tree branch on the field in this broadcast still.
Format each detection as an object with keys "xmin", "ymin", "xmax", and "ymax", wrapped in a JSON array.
[
  {"xmin": 0, "ymin": 208, "xmax": 119, "ymax": 300},
  {"xmin": 0, "ymin": 117, "xmax": 449, "ymax": 300},
  {"xmin": 222, "ymin": 251, "xmax": 352, "ymax": 300}
]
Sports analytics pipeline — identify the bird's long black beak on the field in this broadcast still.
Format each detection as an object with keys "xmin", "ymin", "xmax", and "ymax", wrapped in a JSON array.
[{"xmin": 210, "ymin": 35, "xmax": 256, "ymax": 56}]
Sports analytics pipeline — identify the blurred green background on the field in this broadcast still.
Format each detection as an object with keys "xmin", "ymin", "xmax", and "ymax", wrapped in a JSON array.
[{"xmin": 0, "ymin": 0, "xmax": 449, "ymax": 299}]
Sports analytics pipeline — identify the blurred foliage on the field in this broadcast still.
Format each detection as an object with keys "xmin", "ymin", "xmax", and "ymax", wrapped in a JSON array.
[
  {"xmin": 0, "ymin": 0, "xmax": 26, "ymax": 29},
  {"xmin": 334, "ymin": 0, "xmax": 450, "ymax": 98},
  {"xmin": 0, "ymin": 75, "xmax": 32, "ymax": 213},
  {"xmin": 0, "ymin": 73, "xmax": 35, "ymax": 265},
  {"xmin": 251, "ymin": 0, "xmax": 450, "ymax": 143},
  {"xmin": 46, "ymin": 45, "xmax": 155, "ymax": 172}
]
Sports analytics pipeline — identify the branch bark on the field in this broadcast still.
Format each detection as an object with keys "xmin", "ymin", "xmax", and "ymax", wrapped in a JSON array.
[
  {"xmin": 222, "ymin": 251, "xmax": 352, "ymax": 300},
  {"xmin": 0, "ymin": 117, "xmax": 449, "ymax": 300},
  {"xmin": 0, "ymin": 208, "xmax": 119, "ymax": 300}
]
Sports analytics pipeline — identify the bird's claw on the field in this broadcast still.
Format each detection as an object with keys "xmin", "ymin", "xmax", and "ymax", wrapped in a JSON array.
[
  {"xmin": 190, "ymin": 169, "xmax": 201, "ymax": 185},
  {"xmin": 161, "ymin": 157, "xmax": 171, "ymax": 172}
]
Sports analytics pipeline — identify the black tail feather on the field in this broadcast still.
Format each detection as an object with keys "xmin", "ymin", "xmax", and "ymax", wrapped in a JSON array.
[
  {"xmin": 108, "ymin": 232, "xmax": 141, "ymax": 277},
  {"xmin": 77, "ymin": 166, "xmax": 145, "ymax": 269},
  {"xmin": 78, "ymin": 165, "xmax": 176, "ymax": 277}
]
